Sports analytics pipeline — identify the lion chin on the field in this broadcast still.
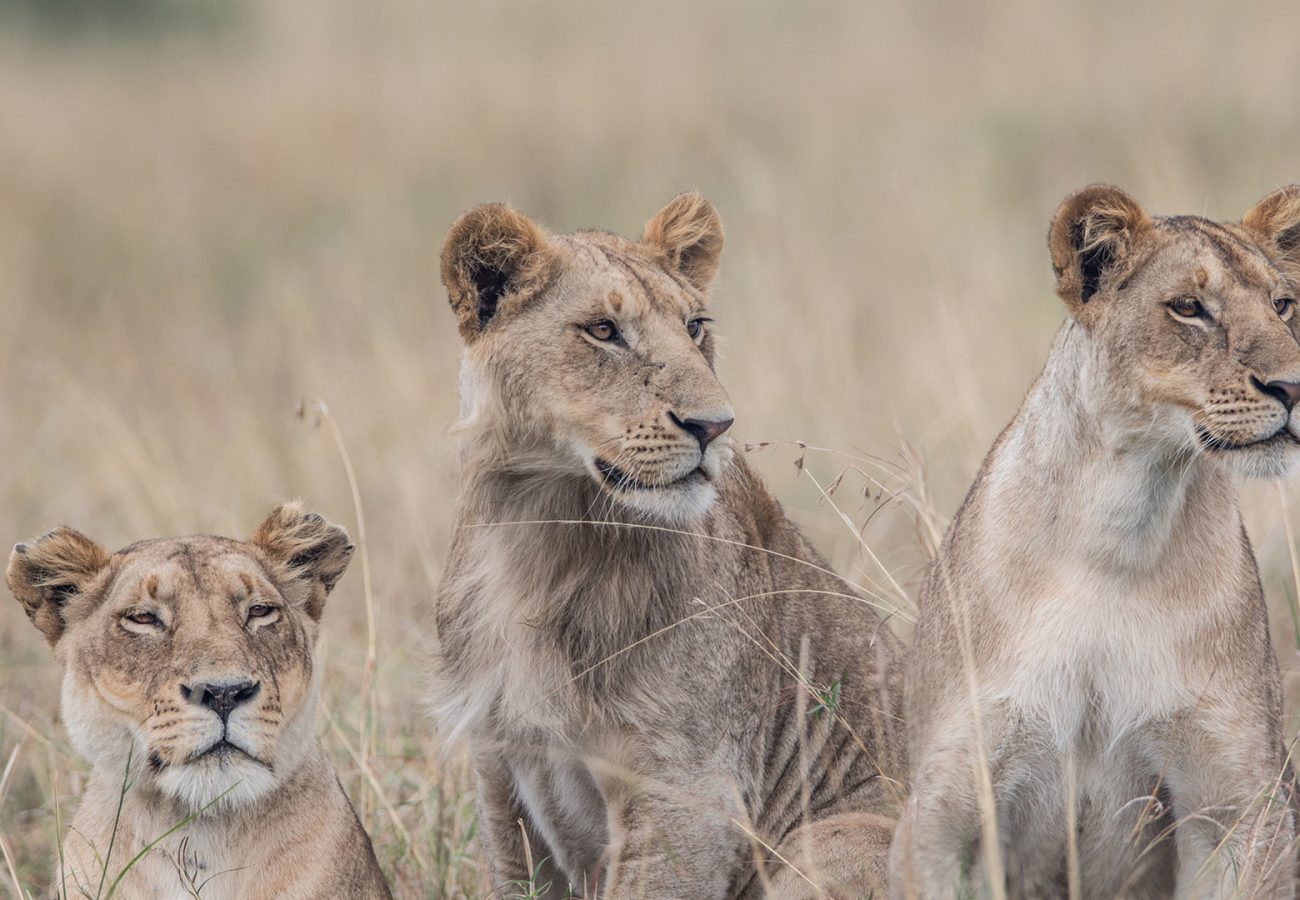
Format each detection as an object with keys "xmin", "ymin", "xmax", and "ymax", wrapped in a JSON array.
[
  {"xmin": 153, "ymin": 750, "xmax": 280, "ymax": 811},
  {"xmin": 587, "ymin": 455, "xmax": 726, "ymax": 524},
  {"xmin": 1195, "ymin": 423, "xmax": 1300, "ymax": 479}
]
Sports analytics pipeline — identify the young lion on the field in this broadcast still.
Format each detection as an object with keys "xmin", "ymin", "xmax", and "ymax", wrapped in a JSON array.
[
  {"xmin": 432, "ymin": 194, "xmax": 906, "ymax": 898},
  {"xmin": 7, "ymin": 504, "xmax": 390, "ymax": 899},
  {"xmin": 891, "ymin": 186, "xmax": 1300, "ymax": 899}
]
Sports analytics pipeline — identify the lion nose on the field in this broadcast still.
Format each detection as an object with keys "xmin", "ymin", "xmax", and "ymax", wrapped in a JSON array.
[
  {"xmin": 181, "ymin": 680, "xmax": 260, "ymax": 721},
  {"xmin": 669, "ymin": 412, "xmax": 735, "ymax": 452},
  {"xmin": 1255, "ymin": 377, "xmax": 1300, "ymax": 412}
]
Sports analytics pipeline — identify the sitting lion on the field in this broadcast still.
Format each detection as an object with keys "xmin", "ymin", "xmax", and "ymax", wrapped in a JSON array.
[
  {"xmin": 891, "ymin": 186, "xmax": 1300, "ymax": 898},
  {"xmin": 431, "ymin": 193, "xmax": 906, "ymax": 898},
  {"xmin": 7, "ymin": 503, "xmax": 391, "ymax": 899}
]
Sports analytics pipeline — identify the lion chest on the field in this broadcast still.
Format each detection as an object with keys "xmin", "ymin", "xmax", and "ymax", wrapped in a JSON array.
[
  {"xmin": 66, "ymin": 825, "xmax": 246, "ymax": 900},
  {"xmin": 990, "ymin": 569, "xmax": 1196, "ymax": 747}
]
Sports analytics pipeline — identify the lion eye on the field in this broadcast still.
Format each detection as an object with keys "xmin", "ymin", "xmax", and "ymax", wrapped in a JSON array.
[
  {"xmin": 1274, "ymin": 297, "xmax": 1296, "ymax": 319},
  {"xmin": 125, "ymin": 611, "xmax": 160, "ymax": 627},
  {"xmin": 686, "ymin": 317, "xmax": 712, "ymax": 341},
  {"xmin": 246, "ymin": 604, "xmax": 274, "ymax": 620},
  {"xmin": 584, "ymin": 321, "xmax": 618, "ymax": 342},
  {"xmin": 1168, "ymin": 296, "xmax": 1204, "ymax": 319}
]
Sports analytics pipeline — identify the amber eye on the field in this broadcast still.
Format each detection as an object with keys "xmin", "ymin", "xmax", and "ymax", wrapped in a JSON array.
[
  {"xmin": 584, "ymin": 321, "xmax": 618, "ymax": 341},
  {"xmin": 1168, "ymin": 296, "xmax": 1204, "ymax": 319},
  {"xmin": 247, "ymin": 604, "xmax": 274, "ymax": 620},
  {"xmin": 125, "ymin": 611, "xmax": 159, "ymax": 627},
  {"xmin": 1274, "ymin": 297, "xmax": 1296, "ymax": 318},
  {"xmin": 686, "ymin": 317, "xmax": 711, "ymax": 341}
]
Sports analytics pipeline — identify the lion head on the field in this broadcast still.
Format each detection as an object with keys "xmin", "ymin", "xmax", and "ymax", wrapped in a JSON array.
[
  {"xmin": 440, "ymin": 193, "xmax": 735, "ymax": 523},
  {"xmin": 1049, "ymin": 184, "xmax": 1300, "ymax": 477},
  {"xmin": 6, "ymin": 504, "xmax": 352, "ymax": 811}
]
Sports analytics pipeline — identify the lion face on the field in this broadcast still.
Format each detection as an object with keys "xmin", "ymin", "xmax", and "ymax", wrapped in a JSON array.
[
  {"xmin": 442, "ymin": 194, "xmax": 735, "ymax": 522},
  {"xmin": 1049, "ymin": 185, "xmax": 1300, "ymax": 477},
  {"xmin": 6, "ymin": 504, "xmax": 352, "ymax": 811}
]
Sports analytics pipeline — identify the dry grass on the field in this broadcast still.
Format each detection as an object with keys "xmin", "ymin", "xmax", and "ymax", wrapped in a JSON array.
[{"xmin": 3, "ymin": 0, "xmax": 1300, "ymax": 896}]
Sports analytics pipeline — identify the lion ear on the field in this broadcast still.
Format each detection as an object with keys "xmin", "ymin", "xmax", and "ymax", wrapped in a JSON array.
[
  {"xmin": 440, "ymin": 203, "xmax": 557, "ymax": 343},
  {"xmin": 642, "ymin": 193, "xmax": 725, "ymax": 291},
  {"xmin": 1048, "ymin": 184, "xmax": 1150, "ymax": 316},
  {"xmin": 1243, "ymin": 185, "xmax": 1300, "ymax": 269},
  {"xmin": 7, "ymin": 527, "xmax": 111, "ymax": 647},
  {"xmin": 250, "ymin": 503, "xmax": 354, "ymax": 621}
]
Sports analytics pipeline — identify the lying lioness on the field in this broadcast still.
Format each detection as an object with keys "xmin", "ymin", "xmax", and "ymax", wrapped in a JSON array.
[
  {"xmin": 431, "ymin": 194, "xmax": 906, "ymax": 898},
  {"xmin": 892, "ymin": 186, "xmax": 1300, "ymax": 898},
  {"xmin": 7, "ymin": 504, "xmax": 391, "ymax": 899}
]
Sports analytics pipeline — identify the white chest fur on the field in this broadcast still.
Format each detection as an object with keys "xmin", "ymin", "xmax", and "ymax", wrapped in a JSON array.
[
  {"xmin": 62, "ymin": 826, "xmax": 243, "ymax": 900},
  {"xmin": 988, "ymin": 564, "xmax": 1196, "ymax": 749}
]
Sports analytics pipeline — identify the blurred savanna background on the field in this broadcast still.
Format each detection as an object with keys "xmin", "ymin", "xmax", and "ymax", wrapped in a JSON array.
[{"xmin": 2, "ymin": 0, "xmax": 1300, "ymax": 895}]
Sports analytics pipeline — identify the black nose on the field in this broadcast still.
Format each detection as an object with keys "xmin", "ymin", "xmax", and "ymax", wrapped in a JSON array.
[
  {"xmin": 181, "ymin": 680, "xmax": 260, "ymax": 721},
  {"xmin": 669, "ymin": 412, "xmax": 735, "ymax": 452},
  {"xmin": 1255, "ymin": 377, "xmax": 1300, "ymax": 412}
]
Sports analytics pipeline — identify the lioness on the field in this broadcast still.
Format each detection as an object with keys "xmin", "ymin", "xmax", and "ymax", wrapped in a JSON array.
[
  {"xmin": 7, "ymin": 504, "xmax": 390, "ymax": 899},
  {"xmin": 432, "ymin": 194, "xmax": 906, "ymax": 898},
  {"xmin": 891, "ymin": 185, "xmax": 1300, "ymax": 899}
]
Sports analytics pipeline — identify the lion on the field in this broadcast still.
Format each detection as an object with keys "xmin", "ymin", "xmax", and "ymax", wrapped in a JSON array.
[
  {"xmin": 890, "ymin": 185, "xmax": 1300, "ymax": 899},
  {"xmin": 6, "ymin": 503, "xmax": 391, "ymax": 899},
  {"xmin": 431, "ymin": 193, "xmax": 907, "ymax": 898}
]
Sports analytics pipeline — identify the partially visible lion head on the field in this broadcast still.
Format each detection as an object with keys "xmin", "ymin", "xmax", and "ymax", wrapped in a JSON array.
[
  {"xmin": 6, "ymin": 504, "xmax": 352, "ymax": 810},
  {"xmin": 441, "ymin": 193, "xmax": 735, "ymax": 522},
  {"xmin": 1049, "ymin": 184, "xmax": 1300, "ymax": 477}
]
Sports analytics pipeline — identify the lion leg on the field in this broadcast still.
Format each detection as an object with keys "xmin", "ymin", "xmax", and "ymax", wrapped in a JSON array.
[
  {"xmin": 762, "ymin": 812, "xmax": 894, "ymax": 899},
  {"xmin": 473, "ymin": 753, "xmax": 568, "ymax": 898}
]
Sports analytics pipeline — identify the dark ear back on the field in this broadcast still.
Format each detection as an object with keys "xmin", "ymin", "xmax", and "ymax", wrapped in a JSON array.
[
  {"xmin": 249, "ymin": 503, "xmax": 353, "ymax": 621},
  {"xmin": 642, "ymin": 193, "xmax": 725, "ymax": 291},
  {"xmin": 7, "ymin": 527, "xmax": 111, "ymax": 647},
  {"xmin": 1243, "ymin": 185, "xmax": 1300, "ymax": 276},
  {"xmin": 440, "ymin": 204, "xmax": 557, "ymax": 342},
  {"xmin": 1048, "ymin": 185, "xmax": 1150, "ymax": 316}
]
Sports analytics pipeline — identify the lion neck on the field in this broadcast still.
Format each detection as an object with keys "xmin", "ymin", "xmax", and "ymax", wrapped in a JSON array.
[
  {"xmin": 979, "ymin": 318, "xmax": 1242, "ymax": 575},
  {"xmin": 462, "ymin": 458, "xmax": 708, "ymax": 622},
  {"xmin": 441, "ymin": 423, "xmax": 723, "ymax": 725}
]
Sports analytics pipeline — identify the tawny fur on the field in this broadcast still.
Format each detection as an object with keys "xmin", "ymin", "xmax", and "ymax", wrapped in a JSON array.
[
  {"xmin": 432, "ymin": 194, "xmax": 907, "ymax": 899},
  {"xmin": 6, "ymin": 504, "xmax": 390, "ymax": 899},
  {"xmin": 891, "ymin": 185, "xmax": 1300, "ymax": 899}
]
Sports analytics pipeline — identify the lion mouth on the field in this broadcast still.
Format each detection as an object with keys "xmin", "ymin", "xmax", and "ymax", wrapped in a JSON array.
[
  {"xmin": 183, "ymin": 738, "xmax": 269, "ymax": 769},
  {"xmin": 594, "ymin": 458, "xmax": 707, "ymax": 491},
  {"xmin": 150, "ymin": 739, "xmax": 263, "ymax": 771},
  {"xmin": 1195, "ymin": 425, "xmax": 1300, "ymax": 452}
]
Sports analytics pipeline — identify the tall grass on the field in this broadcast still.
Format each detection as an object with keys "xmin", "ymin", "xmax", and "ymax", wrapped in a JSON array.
[{"xmin": 3, "ymin": 0, "xmax": 1300, "ymax": 895}]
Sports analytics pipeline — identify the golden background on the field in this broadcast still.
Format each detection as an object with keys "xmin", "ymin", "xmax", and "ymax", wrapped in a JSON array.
[{"xmin": 2, "ymin": 1, "xmax": 1299, "ymax": 894}]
